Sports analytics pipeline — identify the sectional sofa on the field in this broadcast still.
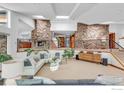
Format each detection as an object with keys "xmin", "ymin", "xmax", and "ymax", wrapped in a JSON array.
[
  {"xmin": 22, "ymin": 50, "xmax": 63, "ymax": 75},
  {"xmin": 22, "ymin": 51, "xmax": 50, "ymax": 75}
]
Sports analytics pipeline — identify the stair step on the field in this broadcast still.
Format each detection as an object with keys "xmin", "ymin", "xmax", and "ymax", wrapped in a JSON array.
[{"xmin": 111, "ymin": 49, "xmax": 124, "ymax": 67}]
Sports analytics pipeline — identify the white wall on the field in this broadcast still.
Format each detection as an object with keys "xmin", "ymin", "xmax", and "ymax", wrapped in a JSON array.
[
  {"xmin": 0, "ymin": 10, "xmax": 34, "ymax": 57},
  {"xmin": 17, "ymin": 19, "xmax": 32, "ymax": 39},
  {"xmin": 7, "ymin": 11, "xmax": 34, "ymax": 57},
  {"xmin": 0, "ymin": 26, "xmax": 10, "ymax": 34},
  {"xmin": 18, "ymin": 13, "xmax": 34, "ymax": 29},
  {"xmin": 51, "ymin": 21, "xmax": 77, "ymax": 31},
  {"xmin": 109, "ymin": 24, "xmax": 124, "ymax": 43}
]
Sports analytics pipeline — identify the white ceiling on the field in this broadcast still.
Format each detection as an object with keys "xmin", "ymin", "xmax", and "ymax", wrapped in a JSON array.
[
  {"xmin": 52, "ymin": 3, "xmax": 76, "ymax": 16},
  {"xmin": 0, "ymin": 3, "xmax": 124, "ymax": 24}
]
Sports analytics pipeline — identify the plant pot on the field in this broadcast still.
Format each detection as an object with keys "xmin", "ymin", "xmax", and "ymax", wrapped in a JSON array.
[
  {"xmin": 50, "ymin": 62, "xmax": 57, "ymax": 67},
  {"xmin": 50, "ymin": 62, "xmax": 59, "ymax": 71}
]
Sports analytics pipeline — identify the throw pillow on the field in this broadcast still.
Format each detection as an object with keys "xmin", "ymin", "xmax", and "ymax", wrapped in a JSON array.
[
  {"xmin": 44, "ymin": 53, "xmax": 48, "ymax": 59},
  {"xmin": 29, "ymin": 57, "xmax": 37, "ymax": 67},
  {"xmin": 40, "ymin": 54, "xmax": 45, "ymax": 59},
  {"xmin": 33, "ymin": 57, "xmax": 40, "ymax": 62},
  {"xmin": 24, "ymin": 58, "xmax": 32, "ymax": 66},
  {"xmin": 55, "ymin": 52, "xmax": 60, "ymax": 59}
]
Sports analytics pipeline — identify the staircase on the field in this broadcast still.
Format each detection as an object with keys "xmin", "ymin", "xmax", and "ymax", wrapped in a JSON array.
[
  {"xmin": 111, "ymin": 49, "xmax": 124, "ymax": 67},
  {"xmin": 110, "ymin": 40, "xmax": 124, "ymax": 70}
]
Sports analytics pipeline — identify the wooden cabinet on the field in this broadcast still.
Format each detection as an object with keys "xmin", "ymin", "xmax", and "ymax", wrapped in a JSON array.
[
  {"xmin": 78, "ymin": 53, "xmax": 101, "ymax": 63},
  {"xmin": 79, "ymin": 53, "xmax": 92, "ymax": 61},
  {"xmin": 93, "ymin": 54, "xmax": 101, "ymax": 63}
]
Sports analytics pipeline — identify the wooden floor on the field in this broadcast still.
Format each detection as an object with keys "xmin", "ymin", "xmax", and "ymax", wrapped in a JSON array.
[
  {"xmin": 36, "ymin": 59, "xmax": 124, "ymax": 80},
  {"xmin": 112, "ymin": 49, "xmax": 124, "ymax": 66}
]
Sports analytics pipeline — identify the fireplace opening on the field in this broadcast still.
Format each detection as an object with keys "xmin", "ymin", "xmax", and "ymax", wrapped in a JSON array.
[
  {"xmin": 34, "ymin": 40, "xmax": 50, "ymax": 49},
  {"xmin": 37, "ymin": 40, "xmax": 47, "ymax": 47}
]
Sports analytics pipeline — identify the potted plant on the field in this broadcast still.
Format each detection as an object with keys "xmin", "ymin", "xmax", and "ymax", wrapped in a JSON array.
[
  {"xmin": 48, "ymin": 57, "xmax": 59, "ymax": 71},
  {"xmin": 25, "ymin": 48, "xmax": 34, "ymax": 57},
  {"xmin": 25, "ymin": 48, "xmax": 49, "ymax": 57},
  {"xmin": 49, "ymin": 57, "xmax": 57, "ymax": 66},
  {"xmin": 62, "ymin": 48, "xmax": 75, "ymax": 63},
  {"xmin": 0, "ymin": 53, "xmax": 13, "ymax": 71}
]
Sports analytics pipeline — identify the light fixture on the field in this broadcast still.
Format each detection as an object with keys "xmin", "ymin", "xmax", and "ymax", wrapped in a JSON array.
[
  {"xmin": 33, "ymin": 15, "xmax": 45, "ymax": 19},
  {"xmin": 100, "ymin": 21, "xmax": 115, "ymax": 24},
  {"xmin": 56, "ymin": 16, "xmax": 69, "ymax": 19}
]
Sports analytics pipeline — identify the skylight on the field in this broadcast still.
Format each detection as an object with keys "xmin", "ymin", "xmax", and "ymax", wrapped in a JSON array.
[
  {"xmin": 33, "ymin": 15, "xmax": 45, "ymax": 19},
  {"xmin": 56, "ymin": 16, "xmax": 69, "ymax": 19}
]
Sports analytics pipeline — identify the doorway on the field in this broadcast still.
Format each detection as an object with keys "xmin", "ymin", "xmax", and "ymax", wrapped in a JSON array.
[
  {"xmin": 70, "ymin": 34, "xmax": 75, "ymax": 48},
  {"xmin": 59, "ymin": 37, "xmax": 65, "ymax": 48},
  {"xmin": 109, "ymin": 33, "xmax": 115, "ymax": 49}
]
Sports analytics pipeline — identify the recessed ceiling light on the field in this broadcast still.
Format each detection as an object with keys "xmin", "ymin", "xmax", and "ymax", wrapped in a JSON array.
[
  {"xmin": 33, "ymin": 15, "xmax": 45, "ymax": 19},
  {"xmin": 101, "ymin": 21, "xmax": 115, "ymax": 24},
  {"xmin": 56, "ymin": 16, "xmax": 69, "ymax": 19}
]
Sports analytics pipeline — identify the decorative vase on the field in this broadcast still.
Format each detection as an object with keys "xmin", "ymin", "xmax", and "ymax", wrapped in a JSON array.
[
  {"xmin": 50, "ymin": 62, "xmax": 59, "ymax": 71},
  {"xmin": 50, "ymin": 62, "xmax": 57, "ymax": 67}
]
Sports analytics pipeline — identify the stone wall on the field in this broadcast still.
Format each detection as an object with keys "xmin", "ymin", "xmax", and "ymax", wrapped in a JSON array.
[
  {"xmin": 0, "ymin": 35, "xmax": 7, "ymax": 53},
  {"xmin": 75, "ymin": 23, "xmax": 109, "ymax": 49},
  {"xmin": 32, "ymin": 19, "xmax": 52, "ymax": 49}
]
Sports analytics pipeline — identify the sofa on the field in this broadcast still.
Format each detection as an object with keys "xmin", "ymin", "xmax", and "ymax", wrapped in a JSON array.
[{"xmin": 22, "ymin": 51, "xmax": 50, "ymax": 75}]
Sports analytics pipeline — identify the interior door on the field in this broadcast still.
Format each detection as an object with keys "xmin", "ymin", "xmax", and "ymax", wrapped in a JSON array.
[
  {"xmin": 70, "ymin": 34, "xmax": 75, "ymax": 48},
  {"xmin": 109, "ymin": 33, "xmax": 115, "ymax": 49},
  {"xmin": 59, "ymin": 37, "xmax": 65, "ymax": 47}
]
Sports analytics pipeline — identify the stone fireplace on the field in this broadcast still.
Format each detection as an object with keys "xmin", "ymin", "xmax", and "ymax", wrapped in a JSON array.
[
  {"xmin": 32, "ymin": 19, "xmax": 51, "ymax": 50},
  {"xmin": 75, "ymin": 23, "xmax": 109, "ymax": 49}
]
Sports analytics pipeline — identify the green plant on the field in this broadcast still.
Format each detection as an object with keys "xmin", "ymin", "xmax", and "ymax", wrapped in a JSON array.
[
  {"xmin": 62, "ymin": 48, "xmax": 74, "ymax": 59},
  {"xmin": 43, "ymin": 49, "xmax": 49, "ymax": 53},
  {"xmin": 49, "ymin": 57, "xmax": 57, "ymax": 63},
  {"xmin": 34, "ymin": 51, "xmax": 39, "ymax": 55},
  {"xmin": 70, "ymin": 32, "xmax": 74, "ymax": 36},
  {"xmin": 25, "ymin": 48, "xmax": 34, "ymax": 56},
  {"xmin": 25, "ymin": 48, "xmax": 49, "ymax": 57},
  {"xmin": 56, "ymin": 37, "xmax": 60, "ymax": 41},
  {"xmin": 0, "ymin": 53, "xmax": 13, "ymax": 63}
]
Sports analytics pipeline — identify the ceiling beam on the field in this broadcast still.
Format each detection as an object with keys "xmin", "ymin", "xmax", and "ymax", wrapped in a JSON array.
[
  {"xmin": 50, "ymin": 4, "xmax": 57, "ymax": 15},
  {"xmin": 49, "ymin": 3, "xmax": 56, "ymax": 17},
  {"xmin": 70, "ymin": 3, "xmax": 98, "ymax": 21},
  {"xmin": 69, "ymin": 3, "xmax": 80, "ymax": 19}
]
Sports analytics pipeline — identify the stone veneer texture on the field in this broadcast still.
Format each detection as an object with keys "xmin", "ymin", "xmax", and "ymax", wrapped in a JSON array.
[
  {"xmin": 0, "ymin": 35, "xmax": 7, "ymax": 53},
  {"xmin": 75, "ymin": 23, "xmax": 109, "ymax": 49},
  {"xmin": 32, "ymin": 19, "xmax": 52, "ymax": 49}
]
